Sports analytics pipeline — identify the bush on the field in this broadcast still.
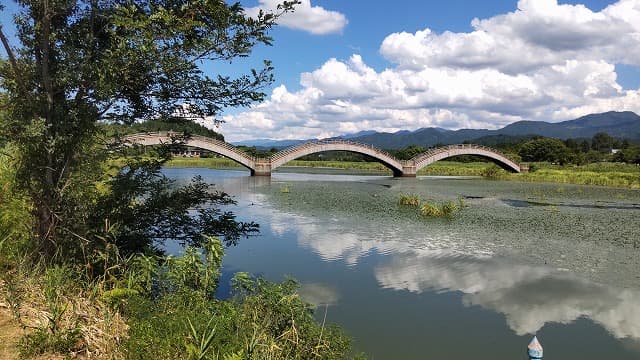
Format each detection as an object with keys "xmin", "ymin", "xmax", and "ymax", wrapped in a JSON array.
[
  {"xmin": 120, "ymin": 239, "xmax": 361, "ymax": 359},
  {"xmin": 481, "ymin": 164, "xmax": 504, "ymax": 178}
]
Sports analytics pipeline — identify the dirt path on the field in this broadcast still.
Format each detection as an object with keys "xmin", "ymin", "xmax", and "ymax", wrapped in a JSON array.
[{"xmin": 0, "ymin": 305, "xmax": 23, "ymax": 359}]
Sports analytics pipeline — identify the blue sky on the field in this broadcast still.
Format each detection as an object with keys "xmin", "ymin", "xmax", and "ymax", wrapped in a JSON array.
[
  {"xmin": 242, "ymin": 0, "xmax": 630, "ymax": 91},
  {"xmin": 2, "ymin": 1, "xmax": 640, "ymax": 141},
  {"xmin": 216, "ymin": 0, "xmax": 640, "ymax": 141}
]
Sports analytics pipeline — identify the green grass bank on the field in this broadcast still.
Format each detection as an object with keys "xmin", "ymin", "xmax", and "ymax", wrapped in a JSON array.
[{"xmin": 166, "ymin": 158, "xmax": 640, "ymax": 189}]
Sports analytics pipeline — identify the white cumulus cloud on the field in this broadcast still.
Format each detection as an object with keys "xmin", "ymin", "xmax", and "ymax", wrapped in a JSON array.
[
  {"xmin": 223, "ymin": 0, "xmax": 640, "ymax": 142},
  {"xmin": 245, "ymin": 0, "xmax": 347, "ymax": 35}
]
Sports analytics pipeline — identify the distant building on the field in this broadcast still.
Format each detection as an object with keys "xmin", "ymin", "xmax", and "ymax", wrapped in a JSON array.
[{"xmin": 173, "ymin": 146, "xmax": 203, "ymax": 157}]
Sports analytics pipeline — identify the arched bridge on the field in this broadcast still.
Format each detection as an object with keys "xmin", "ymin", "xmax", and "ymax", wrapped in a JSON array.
[{"xmin": 124, "ymin": 132, "xmax": 523, "ymax": 177}]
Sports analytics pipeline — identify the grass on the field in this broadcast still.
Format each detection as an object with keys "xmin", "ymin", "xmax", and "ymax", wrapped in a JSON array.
[
  {"xmin": 398, "ymin": 194, "xmax": 465, "ymax": 218},
  {"xmin": 398, "ymin": 194, "xmax": 421, "ymax": 207},
  {"xmin": 0, "ymin": 234, "xmax": 362, "ymax": 359},
  {"xmin": 166, "ymin": 157, "xmax": 243, "ymax": 169},
  {"xmin": 501, "ymin": 162, "xmax": 640, "ymax": 189}
]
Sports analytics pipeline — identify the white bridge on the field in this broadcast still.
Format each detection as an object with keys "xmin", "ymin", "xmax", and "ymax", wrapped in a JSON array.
[{"xmin": 124, "ymin": 132, "xmax": 523, "ymax": 176}]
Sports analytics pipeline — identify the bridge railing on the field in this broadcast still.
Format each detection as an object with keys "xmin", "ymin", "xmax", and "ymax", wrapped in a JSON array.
[
  {"xmin": 411, "ymin": 143, "xmax": 518, "ymax": 165},
  {"xmin": 129, "ymin": 132, "xmax": 260, "ymax": 162}
]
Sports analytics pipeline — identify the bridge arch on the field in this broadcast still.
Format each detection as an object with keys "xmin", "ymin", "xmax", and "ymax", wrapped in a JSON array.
[
  {"xmin": 270, "ymin": 140, "xmax": 405, "ymax": 176},
  {"xmin": 124, "ymin": 132, "xmax": 257, "ymax": 172},
  {"xmin": 411, "ymin": 145, "xmax": 521, "ymax": 173}
]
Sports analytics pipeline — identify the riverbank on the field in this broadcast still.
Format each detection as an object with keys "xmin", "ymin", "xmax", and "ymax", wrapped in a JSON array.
[{"xmin": 166, "ymin": 158, "xmax": 640, "ymax": 189}]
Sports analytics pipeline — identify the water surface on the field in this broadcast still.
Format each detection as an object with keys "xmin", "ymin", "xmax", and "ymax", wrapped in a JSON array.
[{"xmin": 164, "ymin": 168, "xmax": 640, "ymax": 359}]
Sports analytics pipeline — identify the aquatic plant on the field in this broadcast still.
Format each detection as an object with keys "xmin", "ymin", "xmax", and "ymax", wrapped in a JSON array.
[
  {"xmin": 398, "ymin": 194, "xmax": 421, "ymax": 207},
  {"xmin": 420, "ymin": 200, "xmax": 462, "ymax": 218}
]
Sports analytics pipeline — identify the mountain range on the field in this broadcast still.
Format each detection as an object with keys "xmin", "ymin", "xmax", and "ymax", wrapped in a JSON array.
[{"xmin": 232, "ymin": 111, "xmax": 640, "ymax": 150}]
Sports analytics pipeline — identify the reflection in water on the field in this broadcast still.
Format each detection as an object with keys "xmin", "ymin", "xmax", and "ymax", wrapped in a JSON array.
[
  {"xmin": 164, "ymin": 169, "xmax": 640, "ymax": 358},
  {"xmin": 376, "ymin": 254, "xmax": 640, "ymax": 341},
  {"xmin": 298, "ymin": 283, "xmax": 340, "ymax": 306},
  {"xmin": 262, "ymin": 194, "xmax": 640, "ymax": 344}
]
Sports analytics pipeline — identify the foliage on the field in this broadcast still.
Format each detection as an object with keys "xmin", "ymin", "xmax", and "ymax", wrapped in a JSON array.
[
  {"xmin": 0, "ymin": 145, "xmax": 33, "ymax": 264},
  {"xmin": 397, "ymin": 193, "xmax": 464, "ymax": 219},
  {"xmin": 392, "ymin": 145, "xmax": 428, "ymax": 160},
  {"xmin": 518, "ymin": 138, "xmax": 571, "ymax": 164},
  {"xmin": 107, "ymin": 118, "xmax": 224, "ymax": 140},
  {"xmin": 88, "ymin": 151, "xmax": 258, "ymax": 256},
  {"xmin": 0, "ymin": 0, "xmax": 296, "ymax": 259},
  {"xmin": 120, "ymin": 240, "xmax": 360, "ymax": 360},
  {"xmin": 480, "ymin": 164, "xmax": 504, "ymax": 179},
  {"xmin": 18, "ymin": 327, "xmax": 83, "ymax": 358},
  {"xmin": 398, "ymin": 194, "xmax": 421, "ymax": 207},
  {"xmin": 512, "ymin": 167, "xmax": 640, "ymax": 189},
  {"xmin": 420, "ymin": 200, "xmax": 462, "ymax": 218}
]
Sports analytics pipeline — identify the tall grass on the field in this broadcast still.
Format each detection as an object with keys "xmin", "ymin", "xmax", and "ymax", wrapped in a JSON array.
[
  {"xmin": 496, "ymin": 162, "xmax": 640, "ymax": 188},
  {"xmin": 166, "ymin": 157, "xmax": 243, "ymax": 169},
  {"xmin": 0, "ymin": 146, "xmax": 33, "ymax": 263},
  {"xmin": 398, "ymin": 194, "xmax": 420, "ymax": 207},
  {"xmin": 397, "ymin": 194, "xmax": 465, "ymax": 219}
]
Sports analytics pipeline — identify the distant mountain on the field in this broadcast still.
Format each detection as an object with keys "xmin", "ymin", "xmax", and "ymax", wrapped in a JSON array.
[
  {"xmin": 233, "ymin": 130, "xmax": 379, "ymax": 149},
  {"xmin": 346, "ymin": 111, "xmax": 640, "ymax": 149},
  {"xmin": 233, "ymin": 111, "xmax": 640, "ymax": 150},
  {"xmin": 340, "ymin": 130, "xmax": 378, "ymax": 139},
  {"xmin": 232, "ymin": 139, "xmax": 306, "ymax": 149}
]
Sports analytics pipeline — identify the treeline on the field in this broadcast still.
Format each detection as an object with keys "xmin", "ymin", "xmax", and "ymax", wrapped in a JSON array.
[
  {"xmin": 387, "ymin": 132, "xmax": 640, "ymax": 165},
  {"xmin": 105, "ymin": 118, "xmax": 225, "ymax": 141},
  {"xmin": 489, "ymin": 132, "xmax": 639, "ymax": 165}
]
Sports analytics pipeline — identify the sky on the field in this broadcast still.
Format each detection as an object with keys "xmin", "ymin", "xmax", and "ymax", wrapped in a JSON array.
[
  {"xmin": 217, "ymin": 0, "xmax": 640, "ymax": 142},
  {"xmin": 2, "ymin": 0, "xmax": 640, "ymax": 142}
]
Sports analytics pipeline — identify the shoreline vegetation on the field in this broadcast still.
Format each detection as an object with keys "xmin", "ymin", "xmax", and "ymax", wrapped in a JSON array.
[{"xmin": 166, "ymin": 158, "xmax": 640, "ymax": 189}]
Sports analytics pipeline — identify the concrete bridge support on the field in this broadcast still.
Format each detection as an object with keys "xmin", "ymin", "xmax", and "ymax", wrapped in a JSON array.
[
  {"xmin": 396, "ymin": 164, "xmax": 417, "ymax": 177},
  {"xmin": 252, "ymin": 161, "xmax": 272, "ymax": 176}
]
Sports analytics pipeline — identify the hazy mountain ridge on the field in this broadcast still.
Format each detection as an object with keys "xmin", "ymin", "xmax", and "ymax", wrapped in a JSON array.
[{"xmin": 233, "ymin": 111, "xmax": 640, "ymax": 149}]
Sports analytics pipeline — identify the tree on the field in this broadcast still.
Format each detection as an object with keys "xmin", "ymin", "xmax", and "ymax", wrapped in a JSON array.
[
  {"xmin": 518, "ymin": 138, "xmax": 571, "ymax": 164},
  {"xmin": 0, "ymin": 0, "xmax": 298, "ymax": 258},
  {"xmin": 591, "ymin": 132, "xmax": 615, "ymax": 152}
]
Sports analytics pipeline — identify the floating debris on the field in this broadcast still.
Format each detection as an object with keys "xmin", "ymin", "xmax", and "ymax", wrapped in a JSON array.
[{"xmin": 528, "ymin": 336, "xmax": 543, "ymax": 359}]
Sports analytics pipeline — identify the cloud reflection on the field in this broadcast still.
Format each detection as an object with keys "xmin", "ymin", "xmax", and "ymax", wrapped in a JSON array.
[
  {"xmin": 249, "ymin": 179, "xmax": 640, "ymax": 344},
  {"xmin": 376, "ymin": 253, "xmax": 640, "ymax": 340}
]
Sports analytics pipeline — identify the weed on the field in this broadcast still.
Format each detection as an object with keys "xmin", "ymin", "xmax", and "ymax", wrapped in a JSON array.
[
  {"xmin": 398, "ymin": 194, "xmax": 421, "ymax": 207},
  {"xmin": 18, "ymin": 327, "xmax": 83, "ymax": 358},
  {"xmin": 420, "ymin": 200, "xmax": 463, "ymax": 218}
]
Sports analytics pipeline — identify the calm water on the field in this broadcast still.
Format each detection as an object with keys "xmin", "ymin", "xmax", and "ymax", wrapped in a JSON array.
[{"xmin": 164, "ymin": 168, "xmax": 640, "ymax": 359}]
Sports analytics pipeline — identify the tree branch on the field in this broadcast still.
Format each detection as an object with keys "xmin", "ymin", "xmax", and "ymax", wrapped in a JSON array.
[{"xmin": 0, "ymin": 24, "xmax": 29, "ymax": 96}]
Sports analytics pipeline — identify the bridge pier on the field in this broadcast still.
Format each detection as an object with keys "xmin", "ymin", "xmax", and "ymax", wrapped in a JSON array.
[
  {"xmin": 395, "ymin": 164, "xmax": 417, "ymax": 177},
  {"xmin": 252, "ymin": 161, "xmax": 272, "ymax": 176}
]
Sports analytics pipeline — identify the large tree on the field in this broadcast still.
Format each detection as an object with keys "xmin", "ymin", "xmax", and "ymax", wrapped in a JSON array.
[
  {"xmin": 518, "ymin": 138, "xmax": 571, "ymax": 164},
  {"xmin": 0, "ymin": 0, "xmax": 297, "ymax": 258}
]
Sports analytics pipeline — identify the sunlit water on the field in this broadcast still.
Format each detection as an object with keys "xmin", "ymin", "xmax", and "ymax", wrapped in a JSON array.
[{"xmin": 163, "ymin": 168, "xmax": 640, "ymax": 359}]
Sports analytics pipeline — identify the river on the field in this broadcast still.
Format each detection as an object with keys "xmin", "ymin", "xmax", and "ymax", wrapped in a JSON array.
[{"xmin": 164, "ymin": 167, "xmax": 640, "ymax": 359}]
